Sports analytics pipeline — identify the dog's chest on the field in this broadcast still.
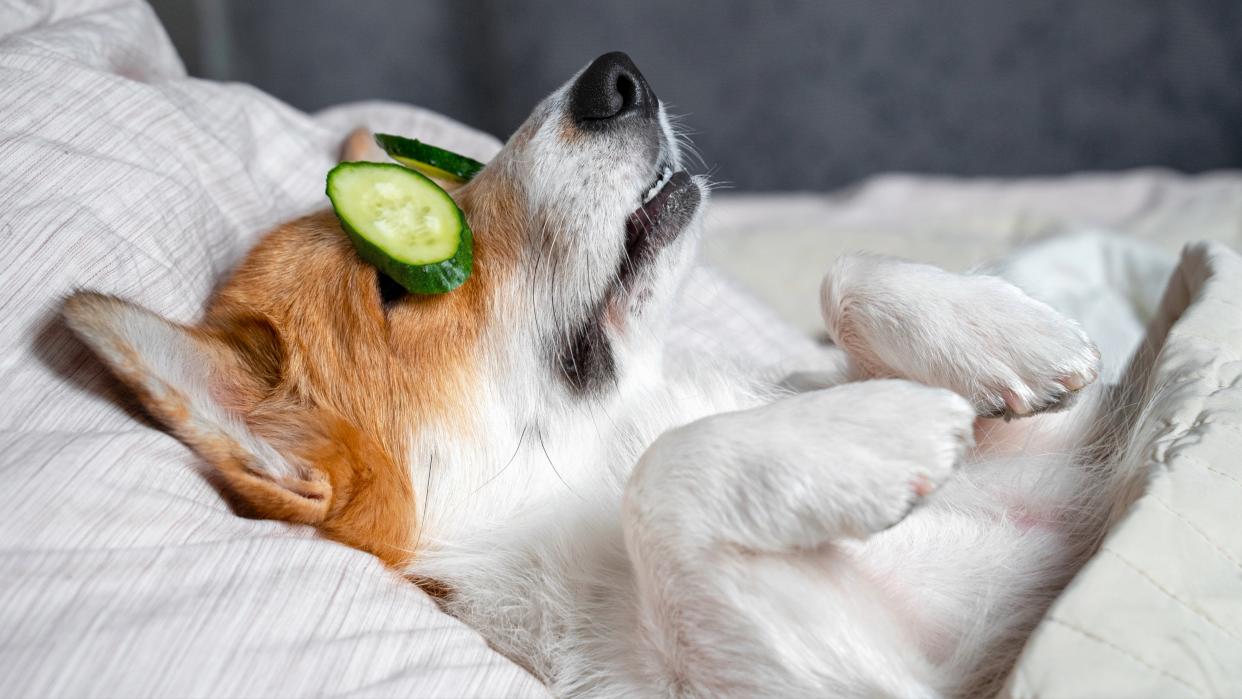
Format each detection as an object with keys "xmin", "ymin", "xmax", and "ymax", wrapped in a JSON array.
[{"xmin": 409, "ymin": 371, "xmax": 758, "ymax": 681}]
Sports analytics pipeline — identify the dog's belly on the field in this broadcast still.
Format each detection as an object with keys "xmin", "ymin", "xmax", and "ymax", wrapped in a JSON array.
[
  {"xmin": 708, "ymin": 546, "xmax": 942, "ymax": 696},
  {"xmin": 844, "ymin": 453, "xmax": 1083, "ymax": 692}
]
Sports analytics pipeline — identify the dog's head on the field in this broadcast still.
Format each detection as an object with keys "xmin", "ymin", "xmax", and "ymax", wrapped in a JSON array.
[{"xmin": 64, "ymin": 52, "xmax": 704, "ymax": 569}]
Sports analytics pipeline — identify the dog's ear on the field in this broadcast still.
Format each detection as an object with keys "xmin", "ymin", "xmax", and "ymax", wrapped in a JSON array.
[
  {"xmin": 339, "ymin": 127, "xmax": 468, "ymax": 192},
  {"xmin": 62, "ymin": 292, "xmax": 333, "ymax": 524}
]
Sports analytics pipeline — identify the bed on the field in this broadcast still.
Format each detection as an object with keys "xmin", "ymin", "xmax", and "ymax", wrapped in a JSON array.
[{"xmin": 2, "ymin": 2, "xmax": 1239, "ymax": 696}]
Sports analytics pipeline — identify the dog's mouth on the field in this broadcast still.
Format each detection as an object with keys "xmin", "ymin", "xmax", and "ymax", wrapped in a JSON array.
[
  {"xmin": 622, "ymin": 164, "xmax": 699, "ymax": 278},
  {"xmin": 558, "ymin": 161, "xmax": 700, "ymax": 395}
]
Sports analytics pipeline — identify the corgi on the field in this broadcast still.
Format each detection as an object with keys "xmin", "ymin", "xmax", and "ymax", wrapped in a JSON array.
[{"xmin": 63, "ymin": 52, "xmax": 1136, "ymax": 697}]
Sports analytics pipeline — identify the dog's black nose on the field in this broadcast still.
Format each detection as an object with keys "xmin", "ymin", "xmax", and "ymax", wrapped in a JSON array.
[{"xmin": 570, "ymin": 51, "xmax": 656, "ymax": 128}]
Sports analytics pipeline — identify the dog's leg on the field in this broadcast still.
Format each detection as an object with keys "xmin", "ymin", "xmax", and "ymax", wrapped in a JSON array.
[
  {"xmin": 622, "ymin": 380, "xmax": 974, "ymax": 695},
  {"xmin": 806, "ymin": 255, "xmax": 1117, "ymax": 694},
  {"xmin": 821, "ymin": 255, "xmax": 1101, "ymax": 420}
]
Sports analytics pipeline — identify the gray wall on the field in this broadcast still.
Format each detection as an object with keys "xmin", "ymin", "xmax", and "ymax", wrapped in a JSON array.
[{"xmin": 153, "ymin": 0, "xmax": 1242, "ymax": 191}]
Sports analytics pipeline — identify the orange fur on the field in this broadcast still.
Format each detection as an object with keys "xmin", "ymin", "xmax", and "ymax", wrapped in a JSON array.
[
  {"xmin": 69, "ymin": 155, "xmax": 526, "ymax": 571},
  {"xmin": 199, "ymin": 189, "xmax": 520, "ymax": 566}
]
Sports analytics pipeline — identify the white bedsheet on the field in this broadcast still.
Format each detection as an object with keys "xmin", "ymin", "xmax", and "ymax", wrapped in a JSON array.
[
  {"xmin": 2, "ymin": 2, "xmax": 1240, "ymax": 697},
  {"xmin": 705, "ymin": 171, "xmax": 1242, "ymax": 337}
]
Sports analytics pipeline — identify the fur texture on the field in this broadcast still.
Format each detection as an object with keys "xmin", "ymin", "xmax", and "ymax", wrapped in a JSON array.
[{"xmin": 63, "ymin": 55, "xmax": 1143, "ymax": 697}]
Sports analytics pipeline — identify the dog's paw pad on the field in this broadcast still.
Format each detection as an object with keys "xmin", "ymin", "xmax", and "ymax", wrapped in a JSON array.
[
  {"xmin": 910, "ymin": 474, "xmax": 937, "ymax": 498},
  {"xmin": 1000, "ymin": 388, "xmax": 1035, "ymax": 417},
  {"xmin": 1058, "ymin": 349, "xmax": 1101, "ymax": 393}
]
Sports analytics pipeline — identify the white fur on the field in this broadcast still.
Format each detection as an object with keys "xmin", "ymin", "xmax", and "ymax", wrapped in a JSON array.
[
  {"xmin": 68, "ymin": 59, "xmax": 1143, "ymax": 698},
  {"xmin": 400, "ymin": 70, "xmax": 1125, "ymax": 696}
]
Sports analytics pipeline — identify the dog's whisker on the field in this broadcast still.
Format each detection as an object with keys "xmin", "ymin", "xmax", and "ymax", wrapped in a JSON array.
[
  {"xmin": 471, "ymin": 425, "xmax": 529, "ymax": 496},
  {"xmin": 535, "ymin": 427, "xmax": 584, "ymax": 502}
]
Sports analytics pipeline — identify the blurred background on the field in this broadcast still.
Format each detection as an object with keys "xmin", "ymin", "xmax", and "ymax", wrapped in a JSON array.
[{"xmin": 149, "ymin": 0, "xmax": 1242, "ymax": 191}]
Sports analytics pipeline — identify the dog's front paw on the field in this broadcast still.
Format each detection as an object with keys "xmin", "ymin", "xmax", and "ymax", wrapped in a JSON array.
[
  {"xmin": 784, "ymin": 381, "xmax": 975, "ymax": 536},
  {"xmin": 962, "ymin": 277, "xmax": 1101, "ymax": 419},
  {"xmin": 628, "ymin": 380, "xmax": 975, "ymax": 553},
  {"xmin": 857, "ymin": 382, "xmax": 976, "ymax": 531},
  {"xmin": 822, "ymin": 257, "xmax": 1102, "ymax": 419}
]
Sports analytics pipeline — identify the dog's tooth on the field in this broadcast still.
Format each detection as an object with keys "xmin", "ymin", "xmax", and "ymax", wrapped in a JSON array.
[{"xmin": 641, "ymin": 167, "xmax": 677, "ymax": 206}]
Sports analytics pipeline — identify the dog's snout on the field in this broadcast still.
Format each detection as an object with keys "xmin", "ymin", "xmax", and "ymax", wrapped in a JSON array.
[{"xmin": 570, "ymin": 51, "xmax": 656, "ymax": 129}]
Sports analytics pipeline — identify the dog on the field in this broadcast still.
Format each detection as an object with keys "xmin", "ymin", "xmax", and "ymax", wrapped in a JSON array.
[{"xmin": 63, "ymin": 52, "xmax": 1134, "ymax": 697}]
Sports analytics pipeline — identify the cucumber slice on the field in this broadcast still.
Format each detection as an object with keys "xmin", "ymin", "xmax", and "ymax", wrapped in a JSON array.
[
  {"xmin": 326, "ymin": 162, "xmax": 473, "ymax": 294},
  {"xmin": 374, "ymin": 133, "xmax": 485, "ymax": 183}
]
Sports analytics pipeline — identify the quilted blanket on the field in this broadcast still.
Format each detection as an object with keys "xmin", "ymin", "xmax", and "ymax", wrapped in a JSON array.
[{"xmin": 1003, "ymin": 242, "xmax": 1242, "ymax": 698}]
